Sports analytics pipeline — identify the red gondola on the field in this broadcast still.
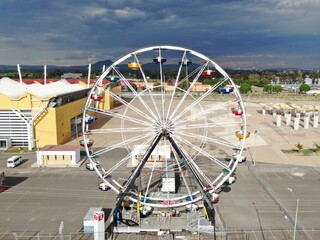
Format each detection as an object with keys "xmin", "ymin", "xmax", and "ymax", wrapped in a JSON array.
[
  {"xmin": 90, "ymin": 94, "xmax": 103, "ymax": 101},
  {"xmin": 231, "ymin": 108, "xmax": 243, "ymax": 116},
  {"xmin": 79, "ymin": 139, "xmax": 94, "ymax": 148},
  {"xmin": 202, "ymin": 69, "xmax": 216, "ymax": 78}
]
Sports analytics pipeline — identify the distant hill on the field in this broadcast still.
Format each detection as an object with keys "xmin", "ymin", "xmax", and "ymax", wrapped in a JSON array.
[
  {"xmin": 0, "ymin": 60, "xmax": 113, "ymax": 72},
  {"xmin": 0, "ymin": 60, "xmax": 307, "ymax": 72},
  {"xmin": 0, "ymin": 60, "xmax": 202, "ymax": 72}
]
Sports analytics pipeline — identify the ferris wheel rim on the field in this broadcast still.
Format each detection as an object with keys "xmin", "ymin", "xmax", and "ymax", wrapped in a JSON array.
[{"xmin": 82, "ymin": 45, "xmax": 248, "ymax": 208}]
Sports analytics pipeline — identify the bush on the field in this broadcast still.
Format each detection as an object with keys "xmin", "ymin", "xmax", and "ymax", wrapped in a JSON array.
[
  {"xmin": 295, "ymin": 142, "xmax": 303, "ymax": 152},
  {"xmin": 239, "ymin": 83, "xmax": 251, "ymax": 93},
  {"xmin": 263, "ymin": 84, "xmax": 283, "ymax": 93},
  {"xmin": 299, "ymin": 83, "xmax": 311, "ymax": 93}
]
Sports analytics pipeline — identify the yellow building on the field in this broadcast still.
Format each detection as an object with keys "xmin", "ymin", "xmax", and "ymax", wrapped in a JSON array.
[{"xmin": 0, "ymin": 77, "xmax": 115, "ymax": 150}]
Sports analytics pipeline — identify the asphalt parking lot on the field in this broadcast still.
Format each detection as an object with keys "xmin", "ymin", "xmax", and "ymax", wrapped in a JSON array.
[{"xmin": 1, "ymin": 149, "xmax": 320, "ymax": 239}]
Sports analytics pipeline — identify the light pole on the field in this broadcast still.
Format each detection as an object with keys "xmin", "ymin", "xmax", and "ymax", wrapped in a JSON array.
[
  {"xmin": 252, "ymin": 130, "xmax": 258, "ymax": 166},
  {"xmin": 288, "ymin": 187, "xmax": 299, "ymax": 240}
]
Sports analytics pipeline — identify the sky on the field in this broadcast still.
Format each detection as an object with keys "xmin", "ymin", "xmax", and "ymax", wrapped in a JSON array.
[{"xmin": 0, "ymin": 0, "xmax": 319, "ymax": 69}]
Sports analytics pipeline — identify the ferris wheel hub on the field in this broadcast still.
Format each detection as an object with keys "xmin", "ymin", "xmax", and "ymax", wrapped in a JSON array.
[{"xmin": 153, "ymin": 118, "xmax": 175, "ymax": 135}]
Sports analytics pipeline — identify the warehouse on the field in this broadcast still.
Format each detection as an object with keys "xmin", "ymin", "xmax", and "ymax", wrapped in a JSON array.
[{"xmin": 0, "ymin": 77, "xmax": 116, "ymax": 150}]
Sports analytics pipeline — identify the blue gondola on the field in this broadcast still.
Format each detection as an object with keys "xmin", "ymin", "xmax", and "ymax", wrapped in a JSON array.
[
  {"xmin": 220, "ymin": 87, "xmax": 234, "ymax": 94},
  {"xmin": 85, "ymin": 116, "xmax": 94, "ymax": 124},
  {"xmin": 106, "ymin": 76, "xmax": 120, "ymax": 82}
]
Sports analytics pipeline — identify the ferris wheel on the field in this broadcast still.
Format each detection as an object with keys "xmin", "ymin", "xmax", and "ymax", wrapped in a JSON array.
[{"xmin": 82, "ymin": 45, "xmax": 248, "ymax": 210}]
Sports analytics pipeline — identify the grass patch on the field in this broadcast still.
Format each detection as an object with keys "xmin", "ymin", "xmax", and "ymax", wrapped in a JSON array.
[
  {"xmin": 4, "ymin": 147, "xmax": 36, "ymax": 153},
  {"xmin": 281, "ymin": 148, "xmax": 320, "ymax": 156},
  {"xmin": 281, "ymin": 149, "xmax": 298, "ymax": 154}
]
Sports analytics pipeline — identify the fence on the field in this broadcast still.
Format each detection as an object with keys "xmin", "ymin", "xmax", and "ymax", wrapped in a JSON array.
[{"xmin": 0, "ymin": 232, "xmax": 109, "ymax": 240}]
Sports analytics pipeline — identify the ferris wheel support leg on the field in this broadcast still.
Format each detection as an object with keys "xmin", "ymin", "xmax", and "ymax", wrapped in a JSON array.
[
  {"xmin": 112, "ymin": 133, "xmax": 162, "ymax": 227},
  {"xmin": 166, "ymin": 135, "xmax": 215, "ymax": 211}
]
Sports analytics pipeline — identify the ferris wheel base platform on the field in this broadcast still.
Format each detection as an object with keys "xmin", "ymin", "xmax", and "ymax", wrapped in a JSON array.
[{"xmin": 113, "ymin": 212, "xmax": 214, "ymax": 235}]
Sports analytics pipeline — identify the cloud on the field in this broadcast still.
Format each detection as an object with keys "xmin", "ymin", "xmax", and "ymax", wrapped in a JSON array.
[{"xmin": 0, "ymin": 0, "xmax": 319, "ymax": 68}]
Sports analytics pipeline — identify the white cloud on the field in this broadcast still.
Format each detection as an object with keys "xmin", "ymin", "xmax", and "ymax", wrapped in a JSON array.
[
  {"xmin": 114, "ymin": 7, "xmax": 147, "ymax": 19},
  {"xmin": 0, "ymin": 36, "xmax": 16, "ymax": 43},
  {"xmin": 82, "ymin": 6, "xmax": 108, "ymax": 18}
]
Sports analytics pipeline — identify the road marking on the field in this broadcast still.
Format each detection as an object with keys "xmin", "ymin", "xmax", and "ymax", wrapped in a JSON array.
[
  {"xmin": 304, "ymin": 229, "xmax": 313, "ymax": 239},
  {"xmin": 72, "ymin": 171, "xmax": 79, "ymax": 179},
  {"xmin": 6, "ymin": 194, "xmax": 25, "ymax": 210},
  {"xmin": 241, "ymin": 173, "xmax": 247, "ymax": 180},
  {"xmin": 272, "ymin": 172, "xmax": 281, "ymax": 180},
  {"xmin": 252, "ymin": 229, "xmax": 259, "ymax": 240},
  {"xmin": 0, "ymin": 230, "xmax": 9, "ymax": 240},
  {"xmin": 286, "ymin": 228, "xmax": 293, "ymax": 238},
  {"xmin": 263, "ymin": 172, "xmax": 270, "ymax": 180},
  {"xmin": 269, "ymin": 229, "xmax": 277, "ymax": 240},
  {"xmin": 17, "ymin": 230, "xmax": 26, "ymax": 239},
  {"xmin": 285, "ymin": 172, "xmax": 294, "ymax": 180},
  {"xmin": 59, "ymin": 171, "xmax": 68, "ymax": 179}
]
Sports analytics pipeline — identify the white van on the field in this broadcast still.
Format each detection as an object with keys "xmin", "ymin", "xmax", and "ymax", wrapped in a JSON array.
[{"xmin": 7, "ymin": 155, "xmax": 22, "ymax": 168}]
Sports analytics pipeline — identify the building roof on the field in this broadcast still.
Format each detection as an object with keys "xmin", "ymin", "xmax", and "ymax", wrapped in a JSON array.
[
  {"xmin": 41, "ymin": 145, "xmax": 79, "ymax": 151},
  {"xmin": 0, "ymin": 77, "xmax": 86, "ymax": 100}
]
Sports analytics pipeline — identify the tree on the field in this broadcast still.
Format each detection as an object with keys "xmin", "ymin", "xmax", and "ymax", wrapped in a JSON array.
[
  {"xmin": 314, "ymin": 143, "xmax": 320, "ymax": 152},
  {"xmin": 299, "ymin": 83, "xmax": 311, "ymax": 93},
  {"xmin": 263, "ymin": 84, "xmax": 272, "ymax": 93},
  {"xmin": 127, "ymin": 82, "xmax": 138, "ymax": 92},
  {"xmin": 239, "ymin": 83, "xmax": 251, "ymax": 93},
  {"xmin": 295, "ymin": 143, "xmax": 303, "ymax": 152},
  {"xmin": 273, "ymin": 85, "xmax": 283, "ymax": 93}
]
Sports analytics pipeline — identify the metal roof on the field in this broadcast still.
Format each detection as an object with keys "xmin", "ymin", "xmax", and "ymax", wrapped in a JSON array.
[{"xmin": 0, "ymin": 77, "xmax": 86, "ymax": 100}]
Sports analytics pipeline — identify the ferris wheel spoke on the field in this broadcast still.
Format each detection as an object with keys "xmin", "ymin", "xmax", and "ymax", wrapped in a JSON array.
[
  {"xmin": 165, "ymin": 50, "xmax": 186, "ymax": 121},
  {"xmin": 167, "ymin": 64, "xmax": 205, "ymax": 121},
  {"xmin": 172, "ymin": 136, "xmax": 212, "ymax": 185},
  {"xmin": 175, "ymin": 134, "xmax": 231, "ymax": 171},
  {"xmin": 87, "ymin": 107, "xmax": 151, "ymax": 127},
  {"xmin": 175, "ymin": 120, "xmax": 245, "ymax": 130},
  {"xmin": 152, "ymin": 47, "xmax": 166, "ymax": 121},
  {"xmin": 176, "ymin": 130, "xmax": 238, "ymax": 150},
  {"xmin": 132, "ymin": 54, "xmax": 162, "ymax": 121},
  {"xmin": 92, "ymin": 132, "xmax": 154, "ymax": 157},
  {"xmin": 103, "ymin": 135, "xmax": 156, "ymax": 184},
  {"xmin": 171, "ymin": 78, "xmax": 228, "ymax": 123},
  {"xmin": 143, "ymin": 155, "xmax": 159, "ymax": 204},
  {"xmin": 88, "ymin": 127, "xmax": 152, "ymax": 134},
  {"xmin": 108, "ymin": 90, "xmax": 156, "ymax": 123},
  {"xmin": 175, "ymin": 98, "xmax": 237, "ymax": 126},
  {"xmin": 113, "ymin": 66, "xmax": 159, "ymax": 120},
  {"xmin": 172, "ymin": 149, "xmax": 193, "ymax": 197},
  {"xmin": 169, "ymin": 62, "xmax": 209, "ymax": 121}
]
